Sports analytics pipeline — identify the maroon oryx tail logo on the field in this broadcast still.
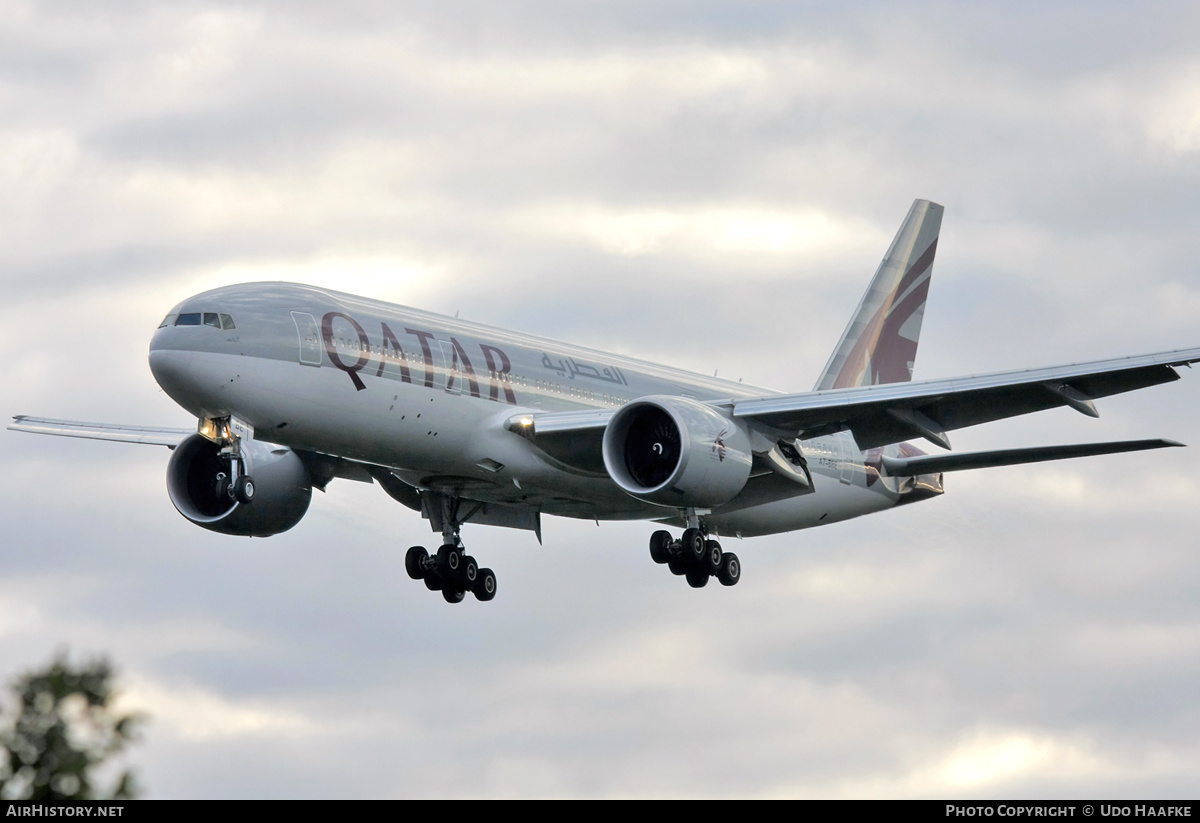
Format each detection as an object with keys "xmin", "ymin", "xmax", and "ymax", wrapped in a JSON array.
[{"xmin": 713, "ymin": 428, "xmax": 728, "ymax": 461}]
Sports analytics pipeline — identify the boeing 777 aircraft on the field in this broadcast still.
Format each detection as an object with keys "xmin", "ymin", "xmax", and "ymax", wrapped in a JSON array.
[{"xmin": 11, "ymin": 200, "xmax": 1199, "ymax": 604}]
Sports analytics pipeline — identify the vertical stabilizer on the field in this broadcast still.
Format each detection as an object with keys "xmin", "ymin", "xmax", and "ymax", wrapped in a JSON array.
[{"xmin": 814, "ymin": 199, "xmax": 943, "ymax": 391}]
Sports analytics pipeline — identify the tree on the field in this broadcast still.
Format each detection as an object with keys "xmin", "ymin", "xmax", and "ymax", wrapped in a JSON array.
[{"xmin": 0, "ymin": 654, "xmax": 142, "ymax": 800}]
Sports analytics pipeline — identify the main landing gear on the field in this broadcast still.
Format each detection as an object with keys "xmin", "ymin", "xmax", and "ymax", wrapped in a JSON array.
[
  {"xmin": 649, "ymin": 527, "xmax": 741, "ymax": 588},
  {"xmin": 405, "ymin": 543, "xmax": 497, "ymax": 603},
  {"xmin": 404, "ymin": 493, "xmax": 496, "ymax": 604}
]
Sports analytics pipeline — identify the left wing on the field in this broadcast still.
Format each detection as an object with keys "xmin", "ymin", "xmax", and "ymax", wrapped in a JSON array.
[
  {"xmin": 510, "ymin": 347, "xmax": 1200, "ymax": 466},
  {"xmin": 731, "ymin": 346, "xmax": 1200, "ymax": 450}
]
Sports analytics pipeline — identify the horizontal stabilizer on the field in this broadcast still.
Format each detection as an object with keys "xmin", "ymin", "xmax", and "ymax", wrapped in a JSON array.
[
  {"xmin": 8, "ymin": 416, "xmax": 190, "ymax": 447},
  {"xmin": 881, "ymin": 438, "xmax": 1183, "ymax": 476}
]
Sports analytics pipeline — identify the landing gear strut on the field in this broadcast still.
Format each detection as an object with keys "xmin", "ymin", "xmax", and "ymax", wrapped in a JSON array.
[
  {"xmin": 404, "ymin": 494, "xmax": 497, "ymax": 603},
  {"xmin": 648, "ymin": 524, "xmax": 741, "ymax": 588},
  {"xmin": 203, "ymin": 416, "xmax": 255, "ymax": 506}
]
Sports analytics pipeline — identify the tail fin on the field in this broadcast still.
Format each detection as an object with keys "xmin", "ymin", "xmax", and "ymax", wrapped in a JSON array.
[{"xmin": 814, "ymin": 199, "xmax": 943, "ymax": 391}]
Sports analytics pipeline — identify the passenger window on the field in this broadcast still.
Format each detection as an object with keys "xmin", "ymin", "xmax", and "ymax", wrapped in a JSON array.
[
  {"xmin": 175, "ymin": 313, "xmax": 201, "ymax": 326},
  {"xmin": 220, "ymin": 314, "xmax": 236, "ymax": 330},
  {"xmin": 203, "ymin": 313, "xmax": 221, "ymax": 328}
]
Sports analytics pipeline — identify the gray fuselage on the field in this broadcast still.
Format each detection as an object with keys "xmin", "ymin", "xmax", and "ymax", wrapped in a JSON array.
[{"xmin": 149, "ymin": 282, "xmax": 930, "ymax": 538}]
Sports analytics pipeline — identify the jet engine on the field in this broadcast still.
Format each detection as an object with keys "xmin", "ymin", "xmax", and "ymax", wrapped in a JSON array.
[
  {"xmin": 166, "ymin": 434, "xmax": 312, "ymax": 536},
  {"xmin": 602, "ymin": 396, "xmax": 753, "ymax": 508}
]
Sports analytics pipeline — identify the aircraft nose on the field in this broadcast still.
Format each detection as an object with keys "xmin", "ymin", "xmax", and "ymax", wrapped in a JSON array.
[{"xmin": 149, "ymin": 349, "xmax": 202, "ymax": 412}]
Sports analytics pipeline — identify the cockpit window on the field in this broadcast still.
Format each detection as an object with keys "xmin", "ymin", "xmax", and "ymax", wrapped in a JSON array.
[
  {"xmin": 172, "ymin": 311, "xmax": 235, "ymax": 329},
  {"xmin": 158, "ymin": 315, "xmax": 175, "ymax": 328}
]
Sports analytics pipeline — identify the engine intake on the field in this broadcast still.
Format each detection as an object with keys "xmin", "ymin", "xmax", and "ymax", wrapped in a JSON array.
[
  {"xmin": 167, "ymin": 434, "xmax": 312, "ymax": 536},
  {"xmin": 602, "ymin": 396, "xmax": 752, "ymax": 508}
]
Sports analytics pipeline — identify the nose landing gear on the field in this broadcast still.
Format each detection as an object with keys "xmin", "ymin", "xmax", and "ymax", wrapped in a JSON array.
[{"xmin": 202, "ymin": 416, "xmax": 256, "ymax": 506}]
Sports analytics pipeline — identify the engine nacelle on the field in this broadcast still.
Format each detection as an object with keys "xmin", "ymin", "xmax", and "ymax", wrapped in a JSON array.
[
  {"xmin": 602, "ymin": 396, "xmax": 753, "ymax": 508},
  {"xmin": 167, "ymin": 434, "xmax": 312, "ymax": 536}
]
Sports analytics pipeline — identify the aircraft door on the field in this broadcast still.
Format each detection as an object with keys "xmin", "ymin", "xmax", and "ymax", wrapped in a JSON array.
[
  {"xmin": 439, "ymin": 340, "xmax": 460, "ymax": 394},
  {"xmin": 836, "ymin": 431, "xmax": 855, "ymax": 485},
  {"xmin": 291, "ymin": 312, "xmax": 323, "ymax": 366}
]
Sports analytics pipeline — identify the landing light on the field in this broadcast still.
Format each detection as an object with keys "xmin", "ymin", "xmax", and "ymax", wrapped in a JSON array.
[
  {"xmin": 197, "ymin": 418, "xmax": 220, "ymax": 442},
  {"xmin": 505, "ymin": 415, "xmax": 537, "ymax": 436},
  {"xmin": 197, "ymin": 417, "xmax": 233, "ymax": 444}
]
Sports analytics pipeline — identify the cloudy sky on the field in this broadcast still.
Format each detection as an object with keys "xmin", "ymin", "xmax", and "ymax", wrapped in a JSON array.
[{"xmin": 3, "ymin": 0, "xmax": 1200, "ymax": 798}]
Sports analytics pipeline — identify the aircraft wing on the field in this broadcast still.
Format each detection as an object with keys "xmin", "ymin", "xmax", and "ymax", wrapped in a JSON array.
[
  {"xmin": 8, "ymin": 416, "xmax": 192, "ymax": 447},
  {"xmin": 8, "ymin": 415, "xmax": 391, "ymax": 486},
  {"xmin": 731, "ymin": 346, "xmax": 1200, "ymax": 450},
  {"xmin": 510, "ymin": 347, "xmax": 1200, "ymax": 457}
]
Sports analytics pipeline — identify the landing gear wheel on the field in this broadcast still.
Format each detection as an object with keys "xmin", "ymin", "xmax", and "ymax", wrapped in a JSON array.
[
  {"xmin": 681, "ymin": 528, "xmax": 705, "ymax": 564},
  {"xmin": 685, "ymin": 569, "xmax": 709, "ymax": 588},
  {"xmin": 436, "ymin": 544, "xmax": 461, "ymax": 578},
  {"xmin": 717, "ymin": 552, "xmax": 741, "ymax": 586},
  {"xmin": 405, "ymin": 546, "xmax": 428, "ymax": 580},
  {"xmin": 667, "ymin": 556, "xmax": 688, "ymax": 576},
  {"xmin": 442, "ymin": 587, "xmax": 466, "ymax": 604},
  {"xmin": 474, "ymin": 568, "xmax": 497, "ymax": 602},
  {"xmin": 649, "ymin": 530, "xmax": 672, "ymax": 564},
  {"xmin": 460, "ymin": 555, "xmax": 478, "ymax": 587},
  {"xmin": 235, "ymin": 475, "xmax": 255, "ymax": 504},
  {"xmin": 704, "ymin": 540, "xmax": 723, "ymax": 575},
  {"xmin": 424, "ymin": 572, "xmax": 444, "ymax": 592}
]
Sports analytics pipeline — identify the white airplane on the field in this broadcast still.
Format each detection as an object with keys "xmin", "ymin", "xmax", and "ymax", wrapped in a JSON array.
[{"xmin": 11, "ymin": 200, "xmax": 1199, "ymax": 603}]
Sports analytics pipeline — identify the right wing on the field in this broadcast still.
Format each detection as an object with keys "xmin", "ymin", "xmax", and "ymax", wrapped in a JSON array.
[
  {"xmin": 8, "ymin": 416, "xmax": 191, "ymax": 447},
  {"xmin": 7, "ymin": 415, "xmax": 387, "ymax": 492}
]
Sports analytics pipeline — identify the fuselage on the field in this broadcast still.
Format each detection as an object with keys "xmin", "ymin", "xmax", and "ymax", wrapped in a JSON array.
[{"xmin": 149, "ymin": 282, "xmax": 940, "ymax": 537}]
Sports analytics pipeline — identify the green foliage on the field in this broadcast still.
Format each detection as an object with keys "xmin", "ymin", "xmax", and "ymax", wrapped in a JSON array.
[{"xmin": 0, "ymin": 654, "xmax": 142, "ymax": 800}]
